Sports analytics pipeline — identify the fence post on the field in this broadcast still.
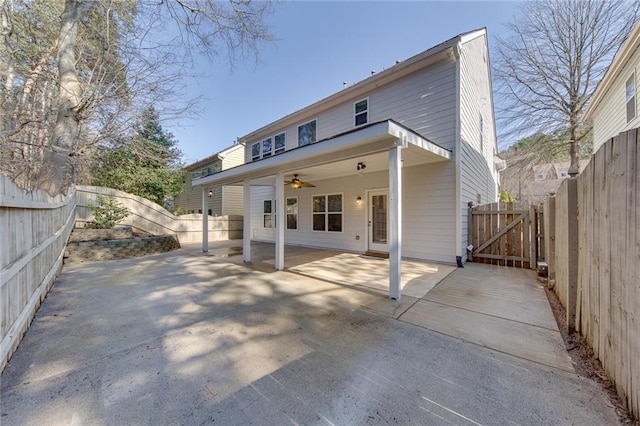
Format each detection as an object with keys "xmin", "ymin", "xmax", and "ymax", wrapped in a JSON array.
[
  {"xmin": 544, "ymin": 195, "xmax": 556, "ymax": 285},
  {"xmin": 467, "ymin": 206, "xmax": 473, "ymax": 262},
  {"xmin": 562, "ymin": 178, "xmax": 579, "ymax": 333}
]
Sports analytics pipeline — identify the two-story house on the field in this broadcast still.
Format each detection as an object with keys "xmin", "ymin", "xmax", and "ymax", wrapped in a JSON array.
[
  {"xmin": 584, "ymin": 21, "xmax": 640, "ymax": 151},
  {"xmin": 194, "ymin": 28, "xmax": 501, "ymax": 299},
  {"xmin": 174, "ymin": 143, "xmax": 244, "ymax": 215}
]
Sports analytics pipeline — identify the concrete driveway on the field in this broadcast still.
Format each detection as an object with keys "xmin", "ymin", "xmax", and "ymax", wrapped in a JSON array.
[{"xmin": 0, "ymin": 243, "xmax": 618, "ymax": 425}]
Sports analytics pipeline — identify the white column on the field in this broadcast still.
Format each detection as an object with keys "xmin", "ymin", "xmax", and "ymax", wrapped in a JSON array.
[
  {"xmin": 202, "ymin": 188, "xmax": 209, "ymax": 252},
  {"xmin": 389, "ymin": 143, "xmax": 403, "ymax": 300},
  {"xmin": 275, "ymin": 172, "xmax": 285, "ymax": 270},
  {"xmin": 243, "ymin": 179, "xmax": 251, "ymax": 263}
]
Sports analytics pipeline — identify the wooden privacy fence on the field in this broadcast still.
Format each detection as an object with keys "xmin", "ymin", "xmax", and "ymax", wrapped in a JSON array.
[
  {"xmin": 547, "ymin": 127, "xmax": 639, "ymax": 419},
  {"xmin": 0, "ymin": 176, "xmax": 75, "ymax": 372},
  {"xmin": 468, "ymin": 202, "xmax": 537, "ymax": 268}
]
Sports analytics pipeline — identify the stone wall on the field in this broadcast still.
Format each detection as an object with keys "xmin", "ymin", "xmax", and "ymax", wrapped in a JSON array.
[
  {"xmin": 68, "ymin": 226, "xmax": 134, "ymax": 242},
  {"xmin": 65, "ymin": 235, "xmax": 180, "ymax": 263}
]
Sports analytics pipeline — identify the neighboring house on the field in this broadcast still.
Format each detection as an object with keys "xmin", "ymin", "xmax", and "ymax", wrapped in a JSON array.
[
  {"xmin": 504, "ymin": 161, "xmax": 582, "ymax": 205},
  {"xmin": 584, "ymin": 21, "xmax": 640, "ymax": 151},
  {"xmin": 193, "ymin": 28, "xmax": 501, "ymax": 299},
  {"xmin": 174, "ymin": 143, "xmax": 244, "ymax": 215}
]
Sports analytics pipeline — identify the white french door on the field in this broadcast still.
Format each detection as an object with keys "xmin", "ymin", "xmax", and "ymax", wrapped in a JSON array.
[{"xmin": 368, "ymin": 190, "xmax": 388, "ymax": 252}]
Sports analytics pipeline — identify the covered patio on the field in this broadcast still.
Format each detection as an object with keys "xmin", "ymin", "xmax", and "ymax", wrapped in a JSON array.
[{"xmin": 193, "ymin": 120, "xmax": 451, "ymax": 300}]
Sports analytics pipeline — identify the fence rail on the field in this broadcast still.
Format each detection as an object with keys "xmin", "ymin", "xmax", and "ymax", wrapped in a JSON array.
[
  {"xmin": 0, "ymin": 176, "xmax": 75, "ymax": 372},
  {"xmin": 468, "ymin": 202, "xmax": 536, "ymax": 268}
]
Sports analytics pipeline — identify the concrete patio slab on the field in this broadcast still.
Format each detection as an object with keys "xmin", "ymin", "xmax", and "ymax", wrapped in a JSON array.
[
  {"xmin": 399, "ymin": 263, "xmax": 574, "ymax": 372},
  {"xmin": 0, "ymin": 246, "xmax": 617, "ymax": 425}
]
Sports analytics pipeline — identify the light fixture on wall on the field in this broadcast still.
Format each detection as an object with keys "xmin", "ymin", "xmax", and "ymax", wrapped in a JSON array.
[
  {"xmin": 356, "ymin": 196, "xmax": 362, "ymax": 205},
  {"xmin": 208, "ymin": 190, "xmax": 213, "ymax": 198},
  {"xmin": 357, "ymin": 162, "xmax": 366, "ymax": 172}
]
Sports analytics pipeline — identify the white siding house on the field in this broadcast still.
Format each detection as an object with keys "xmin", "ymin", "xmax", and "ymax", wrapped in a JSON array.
[
  {"xmin": 194, "ymin": 29, "xmax": 500, "ymax": 299},
  {"xmin": 174, "ymin": 143, "xmax": 244, "ymax": 215},
  {"xmin": 584, "ymin": 21, "xmax": 640, "ymax": 151}
]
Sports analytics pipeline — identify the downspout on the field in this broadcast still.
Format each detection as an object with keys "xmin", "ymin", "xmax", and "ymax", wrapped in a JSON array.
[{"xmin": 453, "ymin": 42, "xmax": 463, "ymax": 267}]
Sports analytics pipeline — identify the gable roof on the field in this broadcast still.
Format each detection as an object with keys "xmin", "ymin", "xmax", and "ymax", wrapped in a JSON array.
[
  {"xmin": 584, "ymin": 21, "xmax": 640, "ymax": 120},
  {"xmin": 184, "ymin": 143, "xmax": 243, "ymax": 171},
  {"xmin": 239, "ymin": 28, "xmax": 487, "ymax": 144}
]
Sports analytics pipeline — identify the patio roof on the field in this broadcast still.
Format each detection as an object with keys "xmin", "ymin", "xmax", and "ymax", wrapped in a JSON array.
[{"xmin": 192, "ymin": 120, "xmax": 451, "ymax": 188}]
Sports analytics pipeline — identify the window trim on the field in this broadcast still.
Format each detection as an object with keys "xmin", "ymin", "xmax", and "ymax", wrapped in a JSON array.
[
  {"xmin": 286, "ymin": 196, "xmax": 298, "ymax": 230},
  {"xmin": 263, "ymin": 199, "xmax": 273, "ymax": 228},
  {"xmin": 297, "ymin": 118, "xmax": 318, "ymax": 147},
  {"xmin": 626, "ymin": 72, "xmax": 636, "ymax": 123},
  {"xmin": 354, "ymin": 97, "xmax": 369, "ymax": 127},
  {"xmin": 251, "ymin": 142, "xmax": 261, "ymax": 161},
  {"xmin": 262, "ymin": 136, "xmax": 273, "ymax": 158},
  {"xmin": 274, "ymin": 131, "xmax": 286, "ymax": 155},
  {"xmin": 311, "ymin": 193, "xmax": 343, "ymax": 233}
]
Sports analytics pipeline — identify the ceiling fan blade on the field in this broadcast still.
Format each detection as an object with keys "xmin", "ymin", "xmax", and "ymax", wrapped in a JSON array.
[
  {"xmin": 299, "ymin": 181, "xmax": 316, "ymax": 188},
  {"xmin": 284, "ymin": 180, "xmax": 293, "ymax": 185}
]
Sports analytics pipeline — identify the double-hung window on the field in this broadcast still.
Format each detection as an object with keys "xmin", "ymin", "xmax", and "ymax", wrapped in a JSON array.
[
  {"xmin": 298, "ymin": 119, "xmax": 317, "ymax": 147},
  {"xmin": 312, "ymin": 194, "xmax": 342, "ymax": 232},
  {"xmin": 263, "ymin": 200, "xmax": 273, "ymax": 228},
  {"xmin": 286, "ymin": 197, "xmax": 298, "ymax": 230},
  {"xmin": 262, "ymin": 137, "xmax": 273, "ymax": 158},
  {"xmin": 626, "ymin": 73, "xmax": 636, "ymax": 122},
  {"xmin": 354, "ymin": 98, "xmax": 368, "ymax": 126},
  {"xmin": 274, "ymin": 132, "xmax": 286, "ymax": 155},
  {"xmin": 251, "ymin": 142, "xmax": 261, "ymax": 161}
]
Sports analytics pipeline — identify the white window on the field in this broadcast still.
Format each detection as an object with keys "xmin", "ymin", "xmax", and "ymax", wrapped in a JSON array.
[
  {"xmin": 274, "ymin": 132, "xmax": 286, "ymax": 155},
  {"xmin": 262, "ymin": 137, "xmax": 272, "ymax": 158},
  {"xmin": 251, "ymin": 142, "xmax": 261, "ymax": 161},
  {"xmin": 286, "ymin": 197, "xmax": 298, "ymax": 230},
  {"xmin": 479, "ymin": 113, "xmax": 484, "ymax": 152},
  {"xmin": 298, "ymin": 119, "xmax": 317, "ymax": 147},
  {"xmin": 191, "ymin": 171, "xmax": 200, "ymax": 180},
  {"xmin": 263, "ymin": 200, "xmax": 273, "ymax": 228},
  {"xmin": 312, "ymin": 194, "xmax": 342, "ymax": 232},
  {"xmin": 626, "ymin": 73, "xmax": 636, "ymax": 122},
  {"xmin": 354, "ymin": 98, "xmax": 368, "ymax": 126}
]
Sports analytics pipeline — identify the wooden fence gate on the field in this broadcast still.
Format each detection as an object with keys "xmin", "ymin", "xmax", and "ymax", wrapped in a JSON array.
[{"xmin": 468, "ymin": 202, "xmax": 538, "ymax": 269}]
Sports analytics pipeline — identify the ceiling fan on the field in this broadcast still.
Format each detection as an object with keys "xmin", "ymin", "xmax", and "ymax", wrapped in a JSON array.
[{"xmin": 284, "ymin": 174, "xmax": 315, "ymax": 189}]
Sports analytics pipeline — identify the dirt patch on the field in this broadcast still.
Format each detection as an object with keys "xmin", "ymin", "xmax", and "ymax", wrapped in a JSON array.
[{"xmin": 543, "ymin": 280, "xmax": 638, "ymax": 425}]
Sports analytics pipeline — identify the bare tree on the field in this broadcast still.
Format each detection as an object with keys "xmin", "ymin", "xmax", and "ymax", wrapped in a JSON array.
[
  {"xmin": 494, "ymin": 0, "xmax": 639, "ymax": 175},
  {"xmin": 0, "ymin": 0, "xmax": 275, "ymax": 194}
]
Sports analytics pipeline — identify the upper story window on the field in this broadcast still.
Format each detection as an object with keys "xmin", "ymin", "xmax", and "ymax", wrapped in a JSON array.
[
  {"xmin": 479, "ymin": 113, "xmax": 484, "ymax": 152},
  {"xmin": 626, "ymin": 73, "xmax": 636, "ymax": 122},
  {"xmin": 251, "ymin": 142, "xmax": 261, "ymax": 161},
  {"xmin": 298, "ymin": 119, "xmax": 317, "ymax": 147},
  {"xmin": 275, "ymin": 132, "xmax": 286, "ymax": 155},
  {"xmin": 251, "ymin": 132, "xmax": 286, "ymax": 161},
  {"xmin": 262, "ymin": 137, "xmax": 272, "ymax": 158},
  {"xmin": 354, "ymin": 98, "xmax": 368, "ymax": 126}
]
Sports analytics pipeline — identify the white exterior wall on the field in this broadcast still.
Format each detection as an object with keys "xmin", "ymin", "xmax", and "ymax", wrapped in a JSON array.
[
  {"xmin": 249, "ymin": 164, "xmax": 456, "ymax": 264},
  {"xmin": 245, "ymin": 57, "xmax": 458, "ymax": 160},
  {"xmin": 458, "ymin": 34, "xmax": 499, "ymax": 259},
  {"xmin": 175, "ymin": 144, "xmax": 245, "ymax": 215},
  {"xmin": 590, "ymin": 43, "xmax": 640, "ymax": 152}
]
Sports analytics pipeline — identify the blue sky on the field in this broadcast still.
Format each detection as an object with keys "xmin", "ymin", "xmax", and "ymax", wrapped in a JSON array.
[{"xmin": 168, "ymin": 1, "xmax": 522, "ymax": 164}]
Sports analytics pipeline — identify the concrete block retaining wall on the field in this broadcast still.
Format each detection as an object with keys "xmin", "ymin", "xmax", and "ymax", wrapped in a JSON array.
[{"xmin": 66, "ymin": 235, "xmax": 180, "ymax": 263}]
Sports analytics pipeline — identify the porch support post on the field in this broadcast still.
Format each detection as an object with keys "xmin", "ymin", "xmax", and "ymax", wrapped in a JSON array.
[
  {"xmin": 389, "ymin": 141, "xmax": 403, "ymax": 300},
  {"xmin": 243, "ymin": 179, "xmax": 251, "ymax": 263},
  {"xmin": 275, "ymin": 172, "xmax": 285, "ymax": 270},
  {"xmin": 202, "ymin": 187, "xmax": 209, "ymax": 252}
]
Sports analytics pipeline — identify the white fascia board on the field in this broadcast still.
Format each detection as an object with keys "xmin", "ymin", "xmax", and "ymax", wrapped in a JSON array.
[
  {"xmin": 388, "ymin": 121, "xmax": 451, "ymax": 160},
  {"xmin": 193, "ymin": 120, "xmax": 451, "ymax": 188},
  {"xmin": 194, "ymin": 121, "xmax": 394, "ymax": 188}
]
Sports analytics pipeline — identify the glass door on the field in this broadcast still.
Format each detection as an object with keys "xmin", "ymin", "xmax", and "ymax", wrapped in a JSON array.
[{"xmin": 368, "ymin": 190, "xmax": 388, "ymax": 252}]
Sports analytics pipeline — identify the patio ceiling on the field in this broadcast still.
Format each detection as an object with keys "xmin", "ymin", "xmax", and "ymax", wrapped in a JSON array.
[{"xmin": 193, "ymin": 119, "xmax": 451, "ymax": 188}]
